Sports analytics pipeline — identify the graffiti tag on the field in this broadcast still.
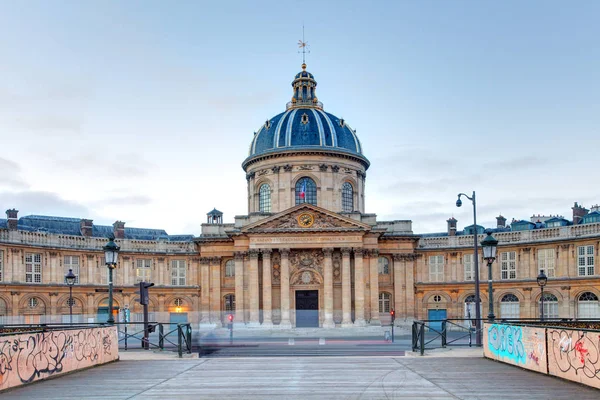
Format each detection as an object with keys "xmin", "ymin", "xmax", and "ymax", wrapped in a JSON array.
[{"xmin": 487, "ymin": 324, "xmax": 526, "ymax": 364}]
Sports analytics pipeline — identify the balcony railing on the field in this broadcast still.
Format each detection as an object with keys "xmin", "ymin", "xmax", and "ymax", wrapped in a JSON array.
[
  {"xmin": 286, "ymin": 100, "xmax": 323, "ymax": 110},
  {"xmin": 0, "ymin": 230, "xmax": 196, "ymax": 253},
  {"xmin": 419, "ymin": 222, "xmax": 600, "ymax": 249}
]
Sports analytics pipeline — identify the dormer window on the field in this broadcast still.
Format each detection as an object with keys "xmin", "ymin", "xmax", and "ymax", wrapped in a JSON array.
[
  {"xmin": 301, "ymin": 113, "xmax": 309, "ymax": 125},
  {"xmin": 339, "ymin": 118, "xmax": 345, "ymax": 127},
  {"xmin": 265, "ymin": 120, "xmax": 271, "ymax": 129}
]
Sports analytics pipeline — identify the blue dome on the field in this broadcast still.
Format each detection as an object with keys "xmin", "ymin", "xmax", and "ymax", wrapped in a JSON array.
[{"xmin": 245, "ymin": 64, "xmax": 367, "ymax": 167}]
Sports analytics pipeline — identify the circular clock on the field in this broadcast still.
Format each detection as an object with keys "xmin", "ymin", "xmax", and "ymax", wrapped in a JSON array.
[{"xmin": 297, "ymin": 212, "xmax": 315, "ymax": 228}]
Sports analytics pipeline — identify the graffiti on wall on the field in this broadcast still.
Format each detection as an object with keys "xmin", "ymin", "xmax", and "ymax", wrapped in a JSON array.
[
  {"xmin": 484, "ymin": 323, "xmax": 547, "ymax": 373},
  {"xmin": 548, "ymin": 329, "xmax": 600, "ymax": 388},
  {"xmin": 487, "ymin": 324, "xmax": 526, "ymax": 364},
  {"xmin": 0, "ymin": 327, "xmax": 118, "ymax": 390}
]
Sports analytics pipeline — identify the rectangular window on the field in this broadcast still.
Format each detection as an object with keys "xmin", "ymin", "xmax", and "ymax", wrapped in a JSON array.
[
  {"xmin": 500, "ymin": 302, "xmax": 520, "ymax": 319},
  {"xmin": 538, "ymin": 249, "xmax": 555, "ymax": 278},
  {"xmin": 171, "ymin": 260, "xmax": 186, "ymax": 286},
  {"xmin": 578, "ymin": 245, "xmax": 595, "ymax": 276},
  {"xmin": 25, "ymin": 253, "xmax": 42, "ymax": 283},
  {"xmin": 501, "ymin": 251, "xmax": 517, "ymax": 280},
  {"xmin": 542, "ymin": 301, "xmax": 559, "ymax": 319},
  {"xmin": 464, "ymin": 254, "xmax": 474, "ymax": 281},
  {"xmin": 64, "ymin": 255, "xmax": 80, "ymax": 284},
  {"xmin": 429, "ymin": 255, "xmax": 444, "ymax": 282},
  {"xmin": 136, "ymin": 259, "xmax": 152, "ymax": 283},
  {"xmin": 0, "ymin": 250, "xmax": 3, "ymax": 282}
]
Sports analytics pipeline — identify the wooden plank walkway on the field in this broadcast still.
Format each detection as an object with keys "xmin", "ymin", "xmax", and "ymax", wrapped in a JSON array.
[{"xmin": 2, "ymin": 356, "xmax": 599, "ymax": 399}]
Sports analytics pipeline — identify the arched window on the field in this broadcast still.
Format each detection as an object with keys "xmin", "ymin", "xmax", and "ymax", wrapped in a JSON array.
[
  {"xmin": 259, "ymin": 183, "xmax": 271, "ymax": 213},
  {"xmin": 379, "ymin": 292, "xmax": 391, "ymax": 313},
  {"xmin": 539, "ymin": 293, "xmax": 559, "ymax": 319},
  {"xmin": 224, "ymin": 294, "xmax": 235, "ymax": 312},
  {"xmin": 342, "ymin": 182, "xmax": 353, "ymax": 212},
  {"xmin": 578, "ymin": 292, "xmax": 600, "ymax": 318},
  {"xmin": 295, "ymin": 177, "xmax": 317, "ymax": 206},
  {"xmin": 500, "ymin": 293, "xmax": 520, "ymax": 319},
  {"xmin": 28, "ymin": 297, "xmax": 39, "ymax": 308},
  {"xmin": 225, "ymin": 260, "xmax": 235, "ymax": 277},
  {"xmin": 464, "ymin": 294, "xmax": 482, "ymax": 320},
  {"xmin": 378, "ymin": 257, "xmax": 389, "ymax": 274}
]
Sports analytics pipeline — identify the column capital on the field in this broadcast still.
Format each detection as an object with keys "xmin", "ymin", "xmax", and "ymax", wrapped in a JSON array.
[
  {"xmin": 199, "ymin": 257, "xmax": 211, "ymax": 265},
  {"xmin": 392, "ymin": 253, "xmax": 403, "ymax": 262},
  {"xmin": 322, "ymin": 247, "xmax": 334, "ymax": 257},
  {"xmin": 369, "ymin": 249, "xmax": 380, "ymax": 257},
  {"xmin": 209, "ymin": 256, "xmax": 222, "ymax": 264},
  {"xmin": 248, "ymin": 249, "xmax": 260, "ymax": 259},
  {"xmin": 234, "ymin": 251, "xmax": 247, "ymax": 261},
  {"xmin": 353, "ymin": 247, "xmax": 364, "ymax": 256},
  {"xmin": 261, "ymin": 248, "xmax": 273, "ymax": 257},
  {"xmin": 341, "ymin": 247, "xmax": 352, "ymax": 257},
  {"xmin": 279, "ymin": 248, "xmax": 291, "ymax": 258}
]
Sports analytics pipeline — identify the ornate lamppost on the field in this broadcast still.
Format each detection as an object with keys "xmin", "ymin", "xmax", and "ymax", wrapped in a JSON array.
[
  {"xmin": 456, "ymin": 191, "xmax": 482, "ymax": 346},
  {"xmin": 103, "ymin": 236, "xmax": 120, "ymax": 324},
  {"xmin": 537, "ymin": 269, "xmax": 548, "ymax": 321},
  {"xmin": 65, "ymin": 268, "xmax": 76, "ymax": 324},
  {"xmin": 481, "ymin": 230, "xmax": 498, "ymax": 322}
]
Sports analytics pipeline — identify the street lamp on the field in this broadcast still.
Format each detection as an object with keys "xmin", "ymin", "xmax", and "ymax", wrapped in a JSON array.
[
  {"xmin": 481, "ymin": 230, "xmax": 498, "ymax": 322},
  {"xmin": 103, "ymin": 236, "xmax": 120, "ymax": 324},
  {"xmin": 65, "ymin": 268, "xmax": 76, "ymax": 324},
  {"xmin": 537, "ymin": 269, "xmax": 548, "ymax": 321},
  {"xmin": 456, "ymin": 191, "xmax": 482, "ymax": 346}
]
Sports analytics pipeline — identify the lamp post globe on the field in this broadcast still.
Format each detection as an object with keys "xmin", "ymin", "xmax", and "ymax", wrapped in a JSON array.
[
  {"xmin": 456, "ymin": 191, "xmax": 482, "ymax": 346},
  {"xmin": 103, "ymin": 236, "xmax": 120, "ymax": 324},
  {"xmin": 537, "ymin": 269, "xmax": 548, "ymax": 321},
  {"xmin": 65, "ymin": 268, "xmax": 76, "ymax": 324},
  {"xmin": 481, "ymin": 230, "xmax": 498, "ymax": 322}
]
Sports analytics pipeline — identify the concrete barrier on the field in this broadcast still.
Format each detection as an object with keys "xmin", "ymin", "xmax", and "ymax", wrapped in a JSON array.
[
  {"xmin": 484, "ymin": 322, "xmax": 600, "ymax": 389},
  {"xmin": 0, "ymin": 325, "xmax": 118, "ymax": 392}
]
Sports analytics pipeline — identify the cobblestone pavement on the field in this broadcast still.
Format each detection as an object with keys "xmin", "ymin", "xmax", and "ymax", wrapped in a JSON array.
[{"xmin": 3, "ymin": 356, "xmax": 599, "ymax": 399}]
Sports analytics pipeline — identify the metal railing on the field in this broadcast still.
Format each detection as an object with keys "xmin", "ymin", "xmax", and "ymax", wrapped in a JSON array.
[
  {"xmin": 0, "ymin": 322, "xmax": 193, "ymax": 358},
  {"xmin": 117, "ymin": 322, "xmax": 192, "ymax": 357}
]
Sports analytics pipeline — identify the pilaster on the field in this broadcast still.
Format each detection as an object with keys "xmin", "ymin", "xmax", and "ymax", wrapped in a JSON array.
[
  {"xmin": 261, "ymin": 249, "xmax": 273, "ymax": 327},
  {"xmin": 210, "ymin": 257, "xmax": 222, "ymax": 327},
  {"xmin": 369, "ymin": 249, "xmax": 381, "ymax": 325},
  {"xmin": 234, "ymin": 251, "xmax": 246, "ymax": 326},
  {"xmin": 279, "ymin": 248, "xmax": 292, "ymax": 328},
  {"xmin": 248, "ymin": 249, "xmax": 260, "ymax": 326},
  {"xmin": 341, "ymin": 247, "xmax": 353, "ymax": 327},
  {"xmin": 322, "ymin": 248, "xmax": 335, "ymax": 328},
  {"xmin": 199, "ymin": 257, "xmax": 211, "ymax": 326},
  {"xmin": 353, "ymin": 248, "xmax": 366, "ymax": 326}
]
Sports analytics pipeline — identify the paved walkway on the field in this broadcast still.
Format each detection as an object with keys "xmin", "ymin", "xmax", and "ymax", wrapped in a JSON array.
[{"xmin": 3, "ymin": 355, "xmax": 598, "ymax": 399}]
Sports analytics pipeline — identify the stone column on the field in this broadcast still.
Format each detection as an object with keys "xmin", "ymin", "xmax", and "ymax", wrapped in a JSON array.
[
  {"xmin": 199, "ymin": 257, "xmax": 211, "ymax": 327},
  {"xmin": 261, "ymin": 249, "xmax": 273, "ymax": 327},
  {"xmin": 234, "ymin": 251, "xmax": 246, "ymax": 327},
  {"xmin": 341, "ymin": 247, "xmax": 353, "ymax": 327},
  {"xmin": 210, "ymin": 257, "xmax": 222, "ymax": 328},
  {"xmin": 322, "ymin": 248, "xmax": 335, "ymax": 328},
  {"xmin": 393, "ymin": 254, "xmax": 404, "ymax": 324},
  {"xmin": 248, "ymin": 249, "xmax": 260, "ymax": 326},
  {"xmin": 353, "ymin": 248, "xmax": 366, "ymax": 326},
  {"xmin": 369, "ymin": 249, "xmax": 381, "ymax": 325},
  {"xmin": 405, "ymin": 255, "xmax": 417, "ymax": 321},
  {"xmin": 279, "ymin": 248, "xmax": 292, "ymax": 328}
]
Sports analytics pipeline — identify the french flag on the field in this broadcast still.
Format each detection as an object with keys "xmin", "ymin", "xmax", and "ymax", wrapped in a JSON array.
[{"xmin": 299, "ymin": 180, "xmax": 306, "ymax": 202}]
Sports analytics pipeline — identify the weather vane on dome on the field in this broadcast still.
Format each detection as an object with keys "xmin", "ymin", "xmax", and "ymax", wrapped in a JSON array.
[{"xmin": 298, "ymin": 25, "xmax": 309, "ymax": 65}]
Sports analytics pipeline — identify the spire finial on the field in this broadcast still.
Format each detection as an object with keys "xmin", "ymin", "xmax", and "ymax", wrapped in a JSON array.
[{"xmin": 298, "ymin": 24, "xmax": 309, "ymax": 65}]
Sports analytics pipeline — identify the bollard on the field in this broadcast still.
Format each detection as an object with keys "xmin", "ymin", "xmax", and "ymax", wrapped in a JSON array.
[
  {"xmin": 441, "ymin": 320, "xmax": 447, "ymax": 347},
  {"xmin": 419, "ymin": 323, "xmax": 425, "ymax": 356},
  {"xmin": 178, "ymin": 324, "xmax": 183, "ymax": 358},
  {"xmin": 124, "ymin": 325, "xmax": 128, "ymax": 351},
  {"xmin": 158, "ymin": 324, "xmax": 164, "ymax": 350}
]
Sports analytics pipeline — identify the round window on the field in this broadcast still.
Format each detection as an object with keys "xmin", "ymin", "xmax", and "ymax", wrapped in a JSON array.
[
  {"xmin": 173, "ymin": 298, "xmax": 184, "ymax": 307},
  {"xmin": 433, "ymin": 295, "xmax": 442, "ymax": 303}
]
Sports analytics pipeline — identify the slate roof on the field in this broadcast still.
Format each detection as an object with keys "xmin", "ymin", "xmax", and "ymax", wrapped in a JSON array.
[{"xmin": 9, "ymin": 215, "xmax": 194, "ymax": 241}]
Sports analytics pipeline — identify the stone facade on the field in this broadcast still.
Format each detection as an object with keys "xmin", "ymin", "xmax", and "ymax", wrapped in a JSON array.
[{"xmin": 1, "ymin": 63, "xmax": 599, "ymax": 328}]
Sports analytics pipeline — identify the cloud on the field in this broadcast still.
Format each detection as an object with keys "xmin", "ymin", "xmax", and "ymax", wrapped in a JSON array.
[
  {"xmin": 92, "ymin": 194, "xmax": 152, "ymax": 206},
  {"xmin": 0, "ymin": 191, "xmax": 90, "ymax": 218},
  {"xmin": 0, "ymin": 157, "xmax": 29, "ymax": 189},
  {"xmin": 49, "ymin": 152, "xmax": 154, "ymax": 178},
  {"xmin": 482, "ymin": 155, "xmax": 556, "ymax": 171}
]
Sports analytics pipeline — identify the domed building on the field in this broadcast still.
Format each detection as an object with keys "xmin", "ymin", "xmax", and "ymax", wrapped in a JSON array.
[
  {"xmin": 197, "ymin": 63, "xmax": 418, "ymax": 329},
  {"xmin": 244, "ymin": 63, "xmax": 368, "ymax": 215},
  {"xmin": 0, "ymin": 63, "xmax": 598, "ymax": 331}
]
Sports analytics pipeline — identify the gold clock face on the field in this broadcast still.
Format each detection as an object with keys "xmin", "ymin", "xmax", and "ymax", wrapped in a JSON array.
[{"xmin": 297, "ymin": 212, "xmax": 315, "ymax": 228}]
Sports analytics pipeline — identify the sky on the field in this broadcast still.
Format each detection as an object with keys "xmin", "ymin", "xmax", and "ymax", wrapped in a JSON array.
[{"xmin": 0, "ymin": 0, "xmax": 598, "ymax": 235}]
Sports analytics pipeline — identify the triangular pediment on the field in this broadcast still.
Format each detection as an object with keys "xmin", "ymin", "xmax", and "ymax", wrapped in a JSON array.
[{"xmin": 241, "ymin": 204, "xmax": 371, "ymax": 233}]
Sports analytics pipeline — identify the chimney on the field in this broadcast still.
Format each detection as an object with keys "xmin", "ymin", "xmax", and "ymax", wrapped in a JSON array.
[
  {"xmin": 113, "ymin": 220, "xmax": 125, "ymax": 239},
  {"xmin": 496, "ymin": 215, "xmax": 506, "ymax": 229},
  {"xmin": 572, "ymin": 202, "xmax": 589, "ymax": 225},
  {"xmin": 5, "ymin": 209, "xmax": 18, "ymax": 230},
  {"xmin": 447, "ymin": 217, "xmax": 457, "ymax": 236},
  {"xmin": 80, "ymin": 219, "xmax": 93, "ymax": 237}
]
